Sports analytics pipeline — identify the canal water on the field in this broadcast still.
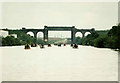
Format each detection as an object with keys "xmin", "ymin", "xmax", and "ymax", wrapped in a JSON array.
[{"xmin": 1, "ymin": 45, "xmax": 118, "ymax": 81}]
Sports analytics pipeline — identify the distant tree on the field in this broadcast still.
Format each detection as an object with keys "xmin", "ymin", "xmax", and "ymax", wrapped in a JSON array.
[
  {"xmin": 2, "ymin": 36, "xmax": 21, "ymax": 46},
  {"xmin": 85, "ymin": 32, "xmax": 99, "ymax": 45},
  {"xmin": 37, "ymin": 38, "xmax": 44, "ymax": 44},
  {"xmin": 75, "ymin": 37, "xmax": 81, "ymax": 44},
  {"xmin": 118, "ymin": 23, "xmax": 120, "ymax": 26},
  {"xmin": 74, "ymin": 31, "xmax": 99, "ymax": 45},
  {"xmin": 86, "ymin": 32, "xmax": 99, "ymax": 39},
  {"xmin": 94, "ymin": 36, "xmax": 107, "ymax": 48},
  {"xmin": 107, "ymin": 25, "xmax": 120, "ymax": 49}
]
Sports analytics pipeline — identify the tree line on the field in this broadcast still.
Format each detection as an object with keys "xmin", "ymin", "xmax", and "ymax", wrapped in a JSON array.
[
  {"xmin": 75, "ymin": 24, "xmax": 120, "ymax": 50},
  {"xmin": 0, "ymin": 31, "xmax": 44, "ymax": 46}
]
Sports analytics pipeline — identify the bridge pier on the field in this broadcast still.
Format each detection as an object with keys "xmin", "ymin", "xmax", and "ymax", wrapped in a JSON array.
[
  {"xmin": 81, "ymin": 31, "xmax": 85, "ymax": 38},
  {"xmin": 71, "ymin": 28, "xmax": 76, "ymax": 44},
  {"xmin": 43, "ymin": 29, "xmax": 48, "ymax": 42},
  {"xmin": 33, "ymin": 31, "xmax": 37, "ymax": 43}
]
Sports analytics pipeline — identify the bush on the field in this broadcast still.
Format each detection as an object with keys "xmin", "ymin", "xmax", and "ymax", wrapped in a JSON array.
[
  {"xmin": 94, "ymin": 36, "xmax": 106, "ymax": 48},
  {"xmin": 2, "ymin": 36, "xmax": 21, "ymax": 46}
]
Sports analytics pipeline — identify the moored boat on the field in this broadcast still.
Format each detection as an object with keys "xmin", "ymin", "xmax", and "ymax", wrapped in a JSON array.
[
  {"xmin": 35, "ymin": 44, "xmax": 37, "ymax": 47},
  {"xmin": 25, "ymin": 44, "xmax": 30, "ymax": 49},
  {"xmin": 58, "ymin": 44, "xmax": 61, "ymax": 47},
  {"xmin": 73, "ymin": 44, "xmax": 78, "ymax": 48},
  {"xmin": 64, "ymin": 44, "xmax": 66, "ymax": 46},
  {"xmin": 54, "ymin": 43, "xmax": 57, "ymax": 46},
  {"xmin": 48, "ymin": 44, "xmax": 51, "ymax": 47},
  {"xmin": 31, "ymin": 43, "xmax": 34, "ymax": 47},
  {"xmin": 40, "ymin": 44, "xmax": 45, "ymax": 48},
  {"xmin": 71, "ymin": 44, "xmax": 73, "ymax": 47},
  {"xmin": 31, "ymin": 43, "xmax": 37, "ymax": 47}
]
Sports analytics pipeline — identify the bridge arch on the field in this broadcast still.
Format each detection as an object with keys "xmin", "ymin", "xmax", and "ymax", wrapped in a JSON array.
[
  {"xmin": 37, "ymin": 32, "xmax": 44, "ymax": 40},
  {"xmin": 84, "ymin": 32, "xmax": 91, "ymax": 37},
  {"xmin": 27, "ymin": 31, "xmax": 34, "ymax": 38},
  {"xmin": 21, "ymin": 26, "xmax": 95, "ymax": 44},
  {"xmin": 75, "ymin": 32, "xmax": 82, "ymax": 38}
]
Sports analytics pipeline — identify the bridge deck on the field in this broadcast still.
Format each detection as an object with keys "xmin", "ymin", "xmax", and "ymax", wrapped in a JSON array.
[{"xmin": 45, "ymin": 26, "xmax": 75, "ymax": 31}]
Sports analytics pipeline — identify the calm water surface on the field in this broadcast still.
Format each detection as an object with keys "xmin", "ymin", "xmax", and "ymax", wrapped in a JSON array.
[{"xmin": 1, "ymin": 45, "xmax": 118, "ymax": 81}]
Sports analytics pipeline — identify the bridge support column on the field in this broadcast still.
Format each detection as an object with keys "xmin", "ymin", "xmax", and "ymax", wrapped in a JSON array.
[
  {"xmin": 71, "ymin": 29, "xmax": 76, "ymax": 44},
  {"xmin": 44, "ymin": 29, "xmax": 48, "ymax": 42},
  {"xmin": 33, "ymin": 31, "xmax": 37, "ymax": 43},
  {"xmin": 81, "ymin": 31, "xmax": 85, "ymax": 38}
]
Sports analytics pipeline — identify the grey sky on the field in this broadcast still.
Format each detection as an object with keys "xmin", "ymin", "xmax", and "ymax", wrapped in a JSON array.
[{"xmin": 1, "ymin": 2, "xmax": 118, "ymax": 37}]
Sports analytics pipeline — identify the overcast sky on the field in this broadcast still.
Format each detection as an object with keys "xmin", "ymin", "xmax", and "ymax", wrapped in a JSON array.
[{"xmin": 1, "ymin": 2, "xmax": 118, "ymax": 38}]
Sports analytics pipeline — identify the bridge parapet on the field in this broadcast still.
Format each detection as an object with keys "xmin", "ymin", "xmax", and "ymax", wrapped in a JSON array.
[
  {"xmin": 44, "ymin": 26, "xmax": 75, "ymax": 28},
  {"xmin": 44, "ymin": 26, "xmax": 75, "ymax": 31}
]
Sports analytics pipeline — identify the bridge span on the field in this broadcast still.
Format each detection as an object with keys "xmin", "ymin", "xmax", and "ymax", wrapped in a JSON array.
[{"xmin": 3, "ymin": 26, "xmax": 95, "ymax": 44}]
